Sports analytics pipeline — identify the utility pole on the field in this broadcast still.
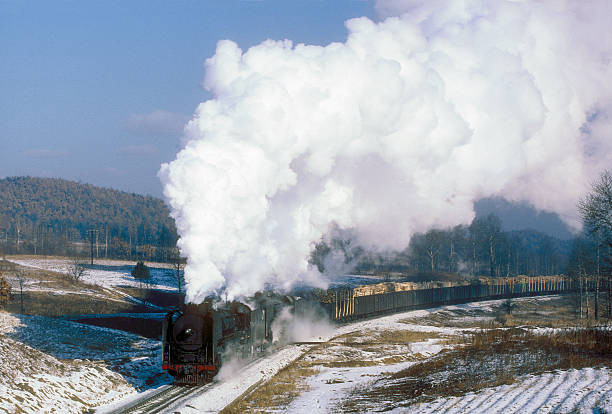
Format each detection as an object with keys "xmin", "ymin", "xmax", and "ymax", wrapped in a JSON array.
[
  {"xmin": 173, "ymin": 247, "xmax": 183, "ymax": 295},
  {"xmin": 86, "ymin": 229, "xmax": 99, "ymax": 265},
  {"xmin": 16, "ymin": 270, "xmax": 25, "ymax": 313},
  {"xmin": 16, "ymin": 218, "xmax": 20, "ymax": 252}
]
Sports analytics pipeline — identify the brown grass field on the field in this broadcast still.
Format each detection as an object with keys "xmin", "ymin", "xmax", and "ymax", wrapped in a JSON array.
[
  {"xmin": 224, "ymin": 294, "xmax": 612, "ymax": 413},
  {"xmin": 342, "ymin": 327, "xmax": 611, "ymax": 412}
]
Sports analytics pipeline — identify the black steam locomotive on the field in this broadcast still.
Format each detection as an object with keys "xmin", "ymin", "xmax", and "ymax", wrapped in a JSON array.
[
  {"xmin": 161, "ymin": 295, "xmax": 285, "ymax": 384},
  {"xmin": 162, "ymin": 275, "xmax": 573, "ymax": 384}
]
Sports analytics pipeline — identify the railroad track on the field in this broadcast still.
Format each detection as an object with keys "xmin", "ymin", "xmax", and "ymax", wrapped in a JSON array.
[
  {"xmin": 108, "ymin": 351, "xmax": 273, "ymax": 414},
  {"xmin": 110, "ymin": 383, "xmax": 210, "ymax": 414}
]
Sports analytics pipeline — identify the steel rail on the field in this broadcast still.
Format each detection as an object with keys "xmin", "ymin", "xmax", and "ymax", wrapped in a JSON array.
[{"xmin": 108, "ymin": 384, "xmax": 206, "ymax": 414}]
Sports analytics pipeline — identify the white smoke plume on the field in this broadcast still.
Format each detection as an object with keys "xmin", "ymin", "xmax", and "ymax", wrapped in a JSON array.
[
  {"xmin": 160, "ymin": 0, "xmax": 612, "ymax": 303},
  {"xmin": 271, "ymin": 306, "xmax": 335, "ymax": 344}
]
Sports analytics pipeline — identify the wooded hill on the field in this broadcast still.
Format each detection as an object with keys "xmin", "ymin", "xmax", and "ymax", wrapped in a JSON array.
[
  {"xmin": 0, "ymin": 176, "xmax": 177, "ymax": 261},
  {"xmin": 0, "ymin": 176, "xmax": 600, "ymax": 281}
]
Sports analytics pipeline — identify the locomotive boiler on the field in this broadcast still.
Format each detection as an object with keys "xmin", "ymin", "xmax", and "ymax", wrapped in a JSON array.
[{"xmin": 161, "ymin": 297, "xmax": 279, "ymax": 384}]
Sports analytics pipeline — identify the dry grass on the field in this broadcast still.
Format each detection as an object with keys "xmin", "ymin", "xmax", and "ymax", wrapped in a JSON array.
[
  {"xmin": 342, "ymin": 327, "xmax": 612, "ymax": 412},
  {"xmin": 380, "ymin": 354, "xmax": 424, "ymax": 365},
  {"xmin": 333, "ymin": 329, "xmax": 441, "ymax": 345},
  {"xmin": 221, "ymin": 357, "xmax": 320, "ymax": 414},
  {"xmin": 398, "ymin": 294, "xmax": 610, "ymax": 330},
  {"xmin": 2, "ymin": 291, "xmax": 141, "ymax": 316},
  {"xmin": 399, "ymin": 311, "xmax": 499, "ymax": 329},
  {"xmin": 224, "ymin": 328, "xmax": 446, "ymax": 412},
  {"xmin": 319, "ymin": 330, "xmax": 442, "ymax": 368},
  {"xmin": 375, "ymin": 330, "xmax": 441, "ymax": 343},
  {"xmin": 5, "ymin": 264, "xmax": 105, "ymax": 292},
  {"xmin": 116, "ymin": 287, "xmax": 183, "ymax": 308},
  {"xmin": 0, "ymin": 263, "xmax": 177, "ymax": 319}
]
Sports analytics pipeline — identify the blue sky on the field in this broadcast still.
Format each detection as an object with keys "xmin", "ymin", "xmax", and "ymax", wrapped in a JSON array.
[{"xmin": 0, "ymin": 0, "xmax": 374, "ymax": 197}]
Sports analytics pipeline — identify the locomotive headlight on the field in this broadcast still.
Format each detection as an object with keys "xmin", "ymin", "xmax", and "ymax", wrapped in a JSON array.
[{"xmin": 177, "ymin": 327, "xmax": 194, "ymax": 342}]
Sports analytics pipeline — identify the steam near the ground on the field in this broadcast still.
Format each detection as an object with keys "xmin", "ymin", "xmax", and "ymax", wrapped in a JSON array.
[
  {"xmin": 271, "ymin": 306, "xmax": 335, "ymax": 344},
  {"xmin": 215, "ymin": 355, "xmax": 245, "ymax": 383},
  {"xmin": 217, "ymin": 304, "xmax": 334, "ymax": 383},
  {"xmin": 159, "ymin": 0, "xmax": 612, "ymax": 302}
]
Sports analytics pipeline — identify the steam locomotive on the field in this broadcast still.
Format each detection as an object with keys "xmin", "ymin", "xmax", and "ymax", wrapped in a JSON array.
[
  {"xmin": 162, "ymin": 275, "xmax": 573, "ymax": 384},
  {"xmin": 161, "ymin": 295, "xmax": 287, "ymax": 384}
]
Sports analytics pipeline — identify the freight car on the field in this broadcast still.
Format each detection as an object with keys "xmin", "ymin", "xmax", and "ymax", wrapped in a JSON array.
[{"xmin": 328, "ymin": 275, "xmax": 574, "ymax": 321}]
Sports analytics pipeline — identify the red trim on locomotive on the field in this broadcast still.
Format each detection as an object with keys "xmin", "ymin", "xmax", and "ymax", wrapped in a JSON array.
[{"xmin": 162, "ymin": 364, "xmax": 216, "ymax": 372}]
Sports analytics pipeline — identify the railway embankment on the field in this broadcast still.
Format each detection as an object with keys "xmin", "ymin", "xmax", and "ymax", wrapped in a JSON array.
[{"xmin": 219, "ymin": 294, "xmax": 612, "ymax": 414}]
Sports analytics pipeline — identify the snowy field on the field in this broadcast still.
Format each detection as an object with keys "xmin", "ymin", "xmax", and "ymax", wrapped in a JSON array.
[
  {"xmin": 8, "ymin": 257, "xmax": 179, "ymax": 292},
  {"xmin": 1, "ymin": 260, "xmax": 609, "ymax": 414},
  {"xmin": 0, "ymin": 296, "xmax": 609, "ymax": 413},
  {"xmin": 401, "ymin": 367, "xmax": 611, "ymax": 413},
  {"xmin": 157, "ymin": 300, "xmax": 499, "ymax": 412},
  {"xmin": 0, "ymin": 311, "xmax": 170, "ymax": 414},
  {"xmin": 215, "ymin": 297, "xmax": 611, "ymax": 413}
]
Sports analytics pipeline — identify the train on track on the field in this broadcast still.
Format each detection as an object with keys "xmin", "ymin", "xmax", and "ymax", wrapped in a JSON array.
[
  {"xmin": 162, "ymin": 274, "xmax": 574, "ymax": 384},
  {"xmin": 161, "ymin": 294, "xmax": 290, "ymax": 384}
]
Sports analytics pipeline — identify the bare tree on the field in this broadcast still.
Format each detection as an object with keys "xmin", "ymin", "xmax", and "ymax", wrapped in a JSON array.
[
  {"xmin": 424, "ymin": 230, "xmax": 443, "ymax": 272},
  {"xmin": 15, "ymin": 270, "xmax": 26, "ymax": 313},
  {"xmin": 500, "ymin": 299, "xmax": 517, "ymax": 315},
  {"xmin": 409, "ymin": 230, "xmax": 444, "ymax": 272},
  {"xmin": 447, "ymin": 226, "xmax": 466, "ymax": 273},
  {"xmin": 568, "ymin": 237, "xmax": 594, "ymax": 319},
  {"xmin": 579, "ymin": 170, "xmax": 612, "ymax": 245},
  {"xmin": 483, "ymin": 215, "xmax": 503, "ymax": 277},
  {"xmin": 68, "ymin": 258, "xmax": 87, "ymax": 282},
  {"xmin": 469, "ymin": 214, "xmax": 503, "ymax": 277},
  {"xmin": 578, "ymin": 170, "xmax": 612, "ymax": 320}
]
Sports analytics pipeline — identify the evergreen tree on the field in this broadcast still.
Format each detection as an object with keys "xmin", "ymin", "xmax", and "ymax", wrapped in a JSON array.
[{"xmin": 132, "ymin": 261, "xmax": 150, "ymax": 280}]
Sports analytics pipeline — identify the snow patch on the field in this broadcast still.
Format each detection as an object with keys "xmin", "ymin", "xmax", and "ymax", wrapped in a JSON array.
[
  {"xmin": 0, "ymin": 311, "xmax": 171, "ymax": 414},
  {"xmin": 400, "ymin": 368, "xmax": 612, "ymax": 414}
]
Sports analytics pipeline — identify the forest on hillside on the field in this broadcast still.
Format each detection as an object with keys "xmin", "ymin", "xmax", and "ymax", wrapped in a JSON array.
[
  {"xmin": 0, "ymin": 177, "xmax": 177, "ymax": 261},
  {"xmin": 1, "ymin": 173, "xmax": 609, "ymax": 285},
  {"xmin": 309, "ymin": 215, "xmax": 573, "ymax": 278}
]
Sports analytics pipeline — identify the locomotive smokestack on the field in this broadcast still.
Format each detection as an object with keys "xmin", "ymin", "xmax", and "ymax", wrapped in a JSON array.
[{"xmin": 160, "ymin": 0, "xmax": 612, "ymax": 303}]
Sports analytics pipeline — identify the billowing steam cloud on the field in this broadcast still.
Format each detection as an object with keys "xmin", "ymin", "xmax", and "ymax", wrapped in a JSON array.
[{"xmin": 160, "ymin": 0, "xmax": 612, "ymax": 303}]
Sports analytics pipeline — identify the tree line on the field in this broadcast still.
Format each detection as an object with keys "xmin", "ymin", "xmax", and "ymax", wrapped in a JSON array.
[
  {"xmin": 569, "ymin": 170, "xmax": 612, "ymax": 320},
  {"xmin": 310, "ymin": 216, "xmax": 571, "ymax": 278},
  {"xmin": 0, "ymin": 176, "xmax": 178, "ymax": 261},
  {"xmin": 311, "ymin": 169, "xmax": 611, "ymax": 314},
  {"xmin": 407, "ymin": 215, "xmax": 570, "ymax": 277}
]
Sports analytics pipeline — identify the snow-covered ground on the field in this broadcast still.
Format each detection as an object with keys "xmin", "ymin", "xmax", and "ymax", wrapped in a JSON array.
[
  {"xmin": 400, "ymin": 367, "xmax": 611, "ymax": 414},
  {"xmin": 1, "ymin": 263, "xmax": 609, "ymax": 414},
  {"xmin": 0, "ymin": 311, "xmax": 171, "ymax": 414},
  {"xmin": 280, "ymin": 298, "xmax": 612, "ymax": 414},
  {"xmin": 156, "ymin": 303, "xmax": 465, "ymax": 413},
  {"xmin": 285, "ymin": 307, "xmax": 461, "ymax": 413},
  {"xmin": 8, "ymin": 257, "xmax": 179, "ymax": 292},
  {"xmin": 164, "ymin": 296, "xmax": 608, "ymax": 414},
  {"xmin": 157, "ymin": 345, "xmax": 312, "ymax": 414}
]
